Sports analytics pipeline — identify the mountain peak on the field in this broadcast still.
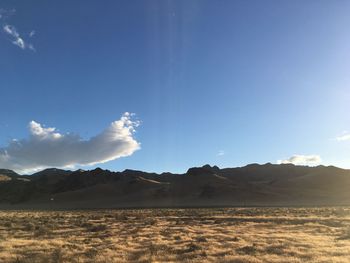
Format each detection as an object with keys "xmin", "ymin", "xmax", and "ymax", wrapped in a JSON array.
[
  {"xmin": 202, "ymin": 164, "xmax": 220, "ymax": 170},
  {"xmin": 186, "ymin": 164, "xmax": 220, "ymax": 176}
]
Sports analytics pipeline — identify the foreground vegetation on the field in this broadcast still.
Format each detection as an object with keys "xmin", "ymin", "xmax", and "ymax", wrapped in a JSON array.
[{"xmin": 0, "ymin": 207, "xmax": 349, "ymax": 262}]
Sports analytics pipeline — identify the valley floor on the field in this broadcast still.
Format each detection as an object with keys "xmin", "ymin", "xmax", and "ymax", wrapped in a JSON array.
[{"xmin": 0, "ymin": 207, "xmax": 349, "ymax": 262}]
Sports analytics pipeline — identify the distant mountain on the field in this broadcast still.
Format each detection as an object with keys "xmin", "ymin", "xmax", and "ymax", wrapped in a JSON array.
[
  {"xmin": 0, "ymin": 163, "xmax": 350, "ymax": 209},
  {"xmin": 0, "ymin": 169, "xmax": 19, "ymax": 177}
]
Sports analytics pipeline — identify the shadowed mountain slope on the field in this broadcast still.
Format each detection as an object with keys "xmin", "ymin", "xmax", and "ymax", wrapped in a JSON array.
[{"xmin": 0, "ymin": 163, "xmax": 350, "ymax": 208}]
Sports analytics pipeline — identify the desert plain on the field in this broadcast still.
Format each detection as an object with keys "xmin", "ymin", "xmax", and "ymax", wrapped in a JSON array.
[{"xmin": 0, "ymin": 207, "xmax": 349, "ymax": 263}]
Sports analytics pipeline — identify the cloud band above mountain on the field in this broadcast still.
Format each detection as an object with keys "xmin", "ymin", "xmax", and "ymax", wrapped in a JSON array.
[
  {"xmin": 0, "ymin": 112, "xmax": 140, "ymax": 173},
  {"xmin": 277, "ymin": 154, "xmax": 321, "ymax": 166},
  {"xmin": 335, "ymin": 132, "xmax": 350, "ymax": 142}
]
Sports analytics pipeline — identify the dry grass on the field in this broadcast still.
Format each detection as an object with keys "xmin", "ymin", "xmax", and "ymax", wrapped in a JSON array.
[{"xmin": 0, "ymin": 207, "xmax": 349, "ymax": 262}]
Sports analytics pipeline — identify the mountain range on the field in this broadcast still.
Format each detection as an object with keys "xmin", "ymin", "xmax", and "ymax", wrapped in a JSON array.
[{"xmin": 0, "ymin": 163, "xmax": 350, "ymax": 209}]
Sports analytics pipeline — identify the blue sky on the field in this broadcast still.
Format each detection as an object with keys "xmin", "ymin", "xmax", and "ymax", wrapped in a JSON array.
[{"xmin": 0, "ymin": 0, "xmax": 350, "ymax": 173}]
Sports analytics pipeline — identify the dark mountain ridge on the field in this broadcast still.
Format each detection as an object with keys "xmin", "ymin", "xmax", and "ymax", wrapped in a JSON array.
[{"xmin": 0, "ymin": 163, "xmax": 350, "ymax": 209}]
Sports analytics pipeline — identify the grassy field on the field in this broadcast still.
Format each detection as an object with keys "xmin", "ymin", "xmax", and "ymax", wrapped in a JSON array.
[{"xmin": 0, "ymin": 207, "xmax": 349, "ymax": 262}]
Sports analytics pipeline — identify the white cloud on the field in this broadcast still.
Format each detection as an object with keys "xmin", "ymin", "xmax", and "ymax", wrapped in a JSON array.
[
  {"xmin": 335, "ymin": 131, "xmax": 350, "ymax": 142},
  {"xmin": 0, "ymin": 113, "xmax": 140, "ymax": 173},
  {"xmin": 3, "ymin": 24, "xmax": 18, "ymax": 36},
  {"xmin": 13, "ymin": 36, "xmax": 25, "ymax": 49},
  {"xmin": 277, "ymin": 154, "xmax": 321, "ymax": 166}
]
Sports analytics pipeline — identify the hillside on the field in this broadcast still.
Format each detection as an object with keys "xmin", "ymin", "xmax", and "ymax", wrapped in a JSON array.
[{"xmin": 0, "ymin": 163, "xmax": 350, "ymax": 209}]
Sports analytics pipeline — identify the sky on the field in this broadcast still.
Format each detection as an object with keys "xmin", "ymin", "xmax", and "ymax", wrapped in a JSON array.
[{"xmin": 0, "ymin": 0, "xmax": 350, "ymax": 174}]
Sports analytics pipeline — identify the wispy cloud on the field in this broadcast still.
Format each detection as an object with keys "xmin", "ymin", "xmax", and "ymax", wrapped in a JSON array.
[
  {"xmin": 0, "ymin": 113, "xmax": 140, "ymax": 173},
  {"xmin": 0, "ymin": 8, "xmax": 15, "ymax": 20},
  {"xmin": 3, "ymin": 24, "xmax": 34, "ymax": 50},
  {"xmin": 335, "ymin": 131, "xmax": 350, "ymax": 142},
  {"xmin": 1, "ymin": 9, "xmax": 35, "ymax": 51},
  {"xmin": 277, "ymin": 154, "xmax": 321, "ymax": 166},
  {"xmin": 217, "ymin": 150, "xmax": 225, "ymax": 156}
]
